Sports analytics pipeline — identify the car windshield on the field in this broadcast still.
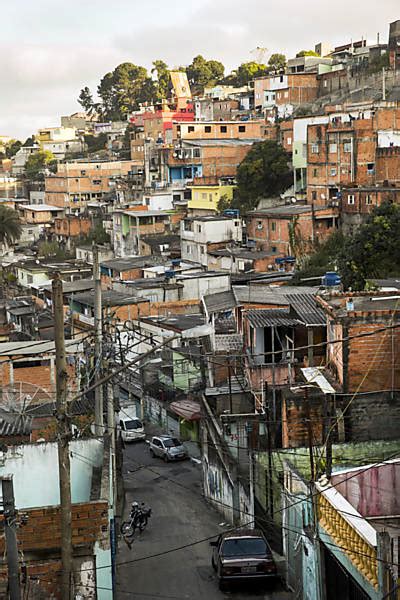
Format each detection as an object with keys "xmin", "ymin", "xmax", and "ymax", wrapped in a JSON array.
[
  {"xmin": 222, "ymin": 538, "xmax": 269, "ymax": 558},
  {"xmin": 163, "ymin": 438, "xmax": 182, "ymax": 448},
  {"xmin": 125, "ymin": 420, "xmax": 143, "ymax": 430}
]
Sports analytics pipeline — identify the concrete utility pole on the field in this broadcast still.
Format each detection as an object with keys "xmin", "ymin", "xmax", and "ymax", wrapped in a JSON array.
[
  {"xmin": 53, "ymin": 276, "xmax": 72, "ymax": 600},
  {"xmin": 2, "ymin": 476, "xmax": 21, "ymax": 600},
  {"xmin": 93, "ymin": 245, "xmax": 104, "ymax": 435}
]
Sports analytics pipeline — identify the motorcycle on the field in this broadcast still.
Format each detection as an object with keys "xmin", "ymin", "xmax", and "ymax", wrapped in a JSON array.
[{"xmin": 121, "ymin": 501, "xmax": 152, "ymax": 538}]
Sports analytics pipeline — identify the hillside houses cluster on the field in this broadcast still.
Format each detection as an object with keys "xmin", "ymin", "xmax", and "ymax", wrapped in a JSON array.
[{"xmin": 0, "ymin": 18, "xmax": 400, "ymax": 600}]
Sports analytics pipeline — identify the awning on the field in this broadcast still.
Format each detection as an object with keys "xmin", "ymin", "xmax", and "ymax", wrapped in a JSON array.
[{"xmin": 169, "ymin": 400, "xmax": 201, "ymax": 421}]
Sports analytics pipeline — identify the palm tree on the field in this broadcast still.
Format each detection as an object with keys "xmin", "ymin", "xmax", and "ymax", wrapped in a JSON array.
[{"xmin": 0, "ymin": 205, "xmax": 22, "ymax": 248}]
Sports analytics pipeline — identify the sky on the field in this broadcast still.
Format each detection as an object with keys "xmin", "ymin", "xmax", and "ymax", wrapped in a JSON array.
[{"xmin": 1, "ymin": 0, "xmax": 399, "ymax": 139}]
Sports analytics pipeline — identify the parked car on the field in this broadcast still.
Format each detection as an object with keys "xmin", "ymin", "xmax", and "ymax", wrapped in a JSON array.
[
  {"xmin": 210, "ymin": 529, "xmax": 277, "ymax": 591},
  {"xmin": 149, "ymin": 435, "xmax": 188, "ymax": 461},
  {"xmin": 118, "ymin": 416, "xmax": 146, "ymax": 443}
]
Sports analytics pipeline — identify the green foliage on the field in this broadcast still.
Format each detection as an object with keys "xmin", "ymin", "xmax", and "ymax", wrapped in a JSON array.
[
  {"xmin": 79, "ymin": 221, "xmax": 110, "ymax": 245},
  {"xmin": 38, "ymin": 240, "xmax": 67, "ymax": 259},
  {"xmin": 186, "ymin": 55, "xmax": 225, "ymax": 88},
  {"xmin": 338, "ymin": 201, "xmax": 400, "ymax": 290},
  {"xmin": 25, "ymin": 150, "xmax": 56, "ymax": 180},
  {"xmin": 228, "ymin": 62, "xmax": 268, "ymax": 86},
  {"xmin": 84, "ymin": 133, "xmax": 107, "ymax": 154},
  {"xmin": 23, "ymin": 136, "xmax": 35, "ymax": 147},
  {"xmin": 268, "ymin": 53, "xmax": 287, "ymax": 72},
  {"xmin": 97, "ymin": 63, "xmax": 155, "ymax": 120},
  {"xmin": 5, "ymin": 139, "xmax": 22, "ymax": 158},
  {"xmin": 367, "ymin": 51, "xmax": 390, "ymax": 74},
  {"xmin": 217, "ymin": 194, "xmax": 232, "ymax": 213},
  {"xmin": 234, "ymin": 141, "xmax": 292, "ymax": 212},
  {"xmin": 296, "ymin": 50, "xmax": 320, "ymax": 58},
  {"xmin": 292, "ymin": 231, "xmax": 345, "ymax": 284},
  {"xmin": 152, "ymin": 60, "xmax": 171, "ymax": 100},
  {"xmin": 0, "ymin": 206, "xmax": 22, "ymax": 246},
  {"xmin": 78, "ymin": 86, "xmax": 98, "ymax": 116}
]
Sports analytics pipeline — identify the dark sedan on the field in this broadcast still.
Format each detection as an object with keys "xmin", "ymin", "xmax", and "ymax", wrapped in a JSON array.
[{"xmin": 211, "ymin": 529, "xmax": 277, "ymax": 591}]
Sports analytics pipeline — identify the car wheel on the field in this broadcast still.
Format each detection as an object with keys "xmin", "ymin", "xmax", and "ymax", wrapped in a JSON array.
[{"xmin": 150, "ymin": 448, "xmax": 155, "ymax": 457}]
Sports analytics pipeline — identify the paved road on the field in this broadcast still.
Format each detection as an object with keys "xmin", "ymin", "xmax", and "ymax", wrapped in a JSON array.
[{"xmin": 116, "ymin": 440, "xmax": 293, "ymax": 600}]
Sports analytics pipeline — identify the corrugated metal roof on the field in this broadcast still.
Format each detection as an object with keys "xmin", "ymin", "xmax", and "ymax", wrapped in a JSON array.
[
  {"xmin": 0, "ymin": 414, "xmax": 32, "ymax": 436},
  {"xmin": 246, "ymin": 309, "xmax": 300, "ymax": 328},
  {"xmin": 203, "ymin": 290, "xmax": 237, "ymax": 314},
  {"xmin": 288, "ymin": 293, "xmax": 326, "ymax": 326}
]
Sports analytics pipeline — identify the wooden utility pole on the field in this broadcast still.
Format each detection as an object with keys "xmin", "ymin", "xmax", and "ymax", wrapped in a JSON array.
[
  {"xmin": 93, "ymin": 245, "xmax": 104, "ymax": 435},
  {"xmin": 53, "ymin": 276, "xmax": 72, "ymax": 600},
  {"xmin": 2, "ymin": 476, "xmax": 21, "ymax": 600}
]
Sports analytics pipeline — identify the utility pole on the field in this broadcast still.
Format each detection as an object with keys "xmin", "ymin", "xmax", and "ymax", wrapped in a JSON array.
[
  {"xmin": 2, "ymin": 476, "xmax": 21, "ymax": 600},
  {"xmin": 53, "ymin": 276, "xmax": 72, "ymax": 600},
  {"xmin": 93, "ymin": 245, "xmax": 104, "ymax": 435},
  {"xmin": 264, "ymin": 382, "xmax": 274, "ymax": 516},
  {"xmin": 227, "ymin": 357, "xmax": 233, "ymax": 414}
]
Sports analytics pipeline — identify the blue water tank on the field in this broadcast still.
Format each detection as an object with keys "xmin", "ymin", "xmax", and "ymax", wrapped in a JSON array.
[
  {"xmin": 165, "ymin": 270, "xmax": 176, "ymax": 279},
  {"xmin": 322, "ymin": 271, "xmax": 341, "ymax": 286},
  {"xmin": 171, "ymin": 259, "xmax": 181, "ymax": 267}
]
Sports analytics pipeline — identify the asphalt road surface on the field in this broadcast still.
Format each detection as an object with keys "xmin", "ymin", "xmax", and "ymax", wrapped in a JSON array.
[{"xmin": 116, "ymin": 439, "xmax": 293, "ymax": 600}]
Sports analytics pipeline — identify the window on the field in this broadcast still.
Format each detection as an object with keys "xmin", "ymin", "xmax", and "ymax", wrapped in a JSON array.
[
  {"xmin": 271, "ymin": 222, "xmax": 276, "ymax": 231},
  {"xmin": 367, "ymin": 163, "xmax": 375, "ymax": 174},
  {"xmin": 312, "ymin": 191, "xmax": 317, "ymax": 201},
  {"xmin": 209, "ymin": 193, "xmax": 212, "ymax": 201},
  {"xmin": 186, "ymin": 245, "xmax": 191, "ymax": 254},
  {"xmin": 234, "ymin": 220, "xmax": 239, "ymax": 227},
  {"xmin": 220, "ymin": 125, "xmax": 227, "ymax": 133},
  {"xmin": 31, "ymin": 212, "xmax": 35, "ymax": 219},
  {"xmin": 197, "ymin": 225, "xmax": 202, "ymax": 233},
  {"xmin": 205, "ymin": 126, "xmax": 211, "ymax": 133},
  {"xmin": 193, "ymin": 148, "xmax": 201, "ymax": 158},
  {"xmin": 313, "ymin": 168, "xmax": 318, "ymax": 177},
  {"xmin": 366, "ymin": 194, "xmax": 372, "ymax": 205},
  {"xmin": 311, "ymin": 143, "xmax": 319, "ymax": 154},
  {"xmin": 271, "ymin": 246, "xmax": 277, "ymax": 253},
  {"xmin": 188, "ymin": 126, "xmax": 195, "ymax": 133},
  {"xmin": 177, "ymin": 125, "xmax": 181, "ymax": 132},
  {"xmin": 238, "ymin": 125, "xmax": 246, "ymax": 133},
  {"xmin": 329, "ymin": 143, "xmax": 337, "ymax": 153},
  {"xmin": 201, "ymin": 193, "xmax": 207, "ymax": 200},
  {"xmin": 284, "ymin": 91, "xmax": 289, "ymax": 98},
  {"xmin": 27, "ymin": 274, "xmax": 33, "ymax": 284},
  {"xmin": 330, "ymin": 167, "xmax": 337, "ymax": 176},
  {"xmin": 93, "ymin": 179, "xmax": 101, "ymax": 185},
  {"xmin": 348, "ymin": 195, "xmax": 355, "ymax": 205},
  {"xmin": 287, "ymin": 137, "xmax": 292, "ymax": 146},
  {"xmin": 343, "ymin": 140, "xmax": 352, "ymax": 153},
  {"xmin": 81, "ymin": 170, "xmax": 86, "ymax": 175}
]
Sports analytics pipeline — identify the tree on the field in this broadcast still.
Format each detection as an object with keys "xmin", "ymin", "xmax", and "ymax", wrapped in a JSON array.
[
  {"xmin": 151, "ymin": 60, "xmax": 171, "ymax": 100},
  {"xmin": 338, "ymin": 202, "xmax": 400, "ymax": 290},
  {"xmin": 5, "ymin": 139, "xmax": 22, "ymax": 158},
  {"xmin": 230, "ymin": 62, "xmax": 268, "ymax": 86},
  {"xmin": 268, "ymin": 53, "xmax": 287, "ymax": 72},
  {"xmin": 186, "ymin": 55, "xmax": 225, "ymax": 88},
  {"xmin": 84, "ymin": 133, "xmax": 107, "ymax": 154},
  {"xmin": 97, "ymin": 63, "xmax": 154, "ymax": 120},
  {"xmin": 234, "ymin": 141, "xmax": 292, "ymax": 212},
  {"xmin": 291, "ymin": 231, "xmax": 345, "ymax": 284},
  {"xmin": 25, "ymin": 150, "xmax": 56, "ymax": 180},
  {"xmin": 296, "ymin": 50, "xmax": 320, "ymax": 58},
  {"xmin": 217, "ymin": 194, "xmax": 233, "ymax": 214},
  {"xmin": 78, "ymin": 86, "xmax": 97, "ymax": 116},
  {"xmin": 38, "ymin": 240, "xmax": 67, "ymax": 259},
  {"xmin": 0, "ymin": 206, "xmax": 22, "ymax": 247}
]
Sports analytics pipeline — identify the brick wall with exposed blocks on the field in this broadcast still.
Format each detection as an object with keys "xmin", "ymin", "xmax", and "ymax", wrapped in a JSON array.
[
  {"xmin": 346, "ymin": 319, "xmax": 400, "ymax": 392},
  {"xmin": 0, "ymin": 501, "xmax": 108, "ymax": 554},
  {"xmin": 282, "ymin": 396, "xmax": 324, "ymax": 448},
  {"xmin": 0, "ymin": 361, "xmax": 77, "ymax": 393}
]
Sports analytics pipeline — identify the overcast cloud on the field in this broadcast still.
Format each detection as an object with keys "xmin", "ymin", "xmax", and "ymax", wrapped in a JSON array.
[{"xmin": 1, "ymin": 0, "xmax": 399, "ymax": 139}]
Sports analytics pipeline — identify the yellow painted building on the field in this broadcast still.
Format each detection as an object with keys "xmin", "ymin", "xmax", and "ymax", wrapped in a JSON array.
[{"xmin": 188, "ymin": 184, "xmax": 235, "ymax": 213}]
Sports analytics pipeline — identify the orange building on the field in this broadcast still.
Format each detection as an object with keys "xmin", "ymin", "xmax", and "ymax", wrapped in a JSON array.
[{"xmin": 45, "ymin": 160, "xmax": 135, "ymax": 211}]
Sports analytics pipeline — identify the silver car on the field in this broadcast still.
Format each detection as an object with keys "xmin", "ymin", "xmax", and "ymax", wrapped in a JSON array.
[{"xmin": 149, "ymin": 435, "xmax": 188, "ymax": 462}]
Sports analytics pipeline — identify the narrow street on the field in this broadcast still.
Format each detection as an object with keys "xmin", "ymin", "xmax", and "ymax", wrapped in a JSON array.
[{"xmin": 116, "ymin": 439, "xmax": 293, "ymax": 600}]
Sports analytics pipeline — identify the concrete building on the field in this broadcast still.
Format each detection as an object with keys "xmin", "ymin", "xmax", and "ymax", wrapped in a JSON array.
[{"xmin": 180, "ymin": 216, "xmax": 242, "ymax": 266}]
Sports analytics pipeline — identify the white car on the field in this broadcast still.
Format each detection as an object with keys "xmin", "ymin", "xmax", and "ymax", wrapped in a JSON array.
[{"xmin": 118, "ymin": 417, "xmax": 146, "ymax": 442}]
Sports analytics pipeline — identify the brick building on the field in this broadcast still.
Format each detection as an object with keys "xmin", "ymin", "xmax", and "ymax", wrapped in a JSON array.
[
  {"xmin": 45, "ymin": 160, "xmax": 135, "ymax": 212},
  {"xmin": 318, "ymin": 292, "xmax": 400, "ymax": 393},
  {"xmin": 52, "ymin": 214, "xmax": 92, "ymax": 248},
  {"xmin": 246, "ymin": 204, "xmax": 339, "ymax": 256}
]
